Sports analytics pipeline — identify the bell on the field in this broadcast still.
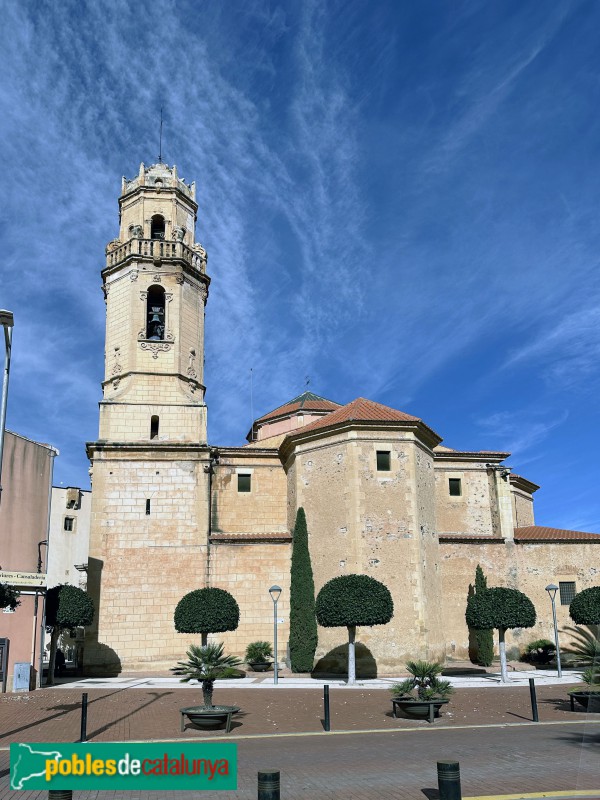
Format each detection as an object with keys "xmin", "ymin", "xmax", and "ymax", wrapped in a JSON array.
[{"xmin": 147, "ymin": 307, "xmax": 165, "ymax": 340}]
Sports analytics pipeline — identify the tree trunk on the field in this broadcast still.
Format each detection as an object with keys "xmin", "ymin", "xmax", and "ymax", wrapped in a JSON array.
[
  {"xmin": 498, "ymin": 628, "xmax": 508, "ymax": 683},
  {"xmin": 347, "ymin": 625, "xmax": 356, "ymax": 685},
  {"xmin": 46, "ymin": 627, "xmax": 60, "ymax": 687},
  {"xmin": 202, "ymin": 679, "xmax": 214, "ymax": 708},
  {"xmin": 201, "ymin": 633, "xmax": 208, "ymax": 647}
]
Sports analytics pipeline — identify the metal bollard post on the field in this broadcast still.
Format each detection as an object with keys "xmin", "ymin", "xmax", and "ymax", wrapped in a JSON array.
[
  {"xmin": 529, "ymin": 678, "xmax": 539, "ymax": 722},
  {"xmin": 48, "ymin": 791, "xmax": 72, "ymax": 800},
  {"xmin": 80, "ymin": 691, "xmax": 88, "ymax": 742},
  {"xmin": 258, "ymin": 770, "xmax": 280, "ymax": 800},
  {"xmin": 324, "ymin": 684, "xmax": 330, "ymax": 731},
  {"xmin": 437, "ymin": 760, "xmax": 461, "ymax": 800}
]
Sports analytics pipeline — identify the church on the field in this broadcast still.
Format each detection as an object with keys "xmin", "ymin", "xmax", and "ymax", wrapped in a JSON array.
[{"xmin": 85, "ymin": 162, "xmax": 600, "ymax": 675}]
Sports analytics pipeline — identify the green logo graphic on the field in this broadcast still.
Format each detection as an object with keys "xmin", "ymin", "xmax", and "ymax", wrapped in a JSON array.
[{"xmin": 11, "ymin": 742, "xmax": 237, "ymax": 790}]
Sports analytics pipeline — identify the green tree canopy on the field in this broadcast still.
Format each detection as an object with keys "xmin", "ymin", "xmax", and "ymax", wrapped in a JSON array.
[
  {"xmin": 316, "ymin": 574, "xmax": 394, "ymax": 628},
  {"xmin": 466, "ymin": 587, "xmax": 536, "ymax": 631},
  {"xmin": 45, "ymin": 584, "xmax": 94, "ymax": 686},
  {"xmin": 174, "ymin": 588, "xmax": 240, "ymax": 645},
  {"xmin": 289, "ymin": 507, "xmax": 318, "ymax": 673},
  {"xmin": 466, "ymin": 586, "xmax": 536, "ymax": 683},
  {"xmin": 46, "ymin": 584, "xmax": 94, "ymax": 630},
  {"xmin": 0, "ymin": 583, "xmax": 20, "ymax": 611},
  {"xmin": 569, "ymin": 587, "xmax": 600, "ymax": 626}
]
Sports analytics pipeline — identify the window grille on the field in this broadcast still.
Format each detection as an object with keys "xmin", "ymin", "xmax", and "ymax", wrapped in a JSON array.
[{"xmin": 559, "ymin": 581, "xmax": 576, "ymax": 606}]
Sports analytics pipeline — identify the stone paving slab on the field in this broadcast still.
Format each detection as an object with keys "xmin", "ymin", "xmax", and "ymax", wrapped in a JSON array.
[{"xmin": 48, "ymin": 669, "xmax": 583, "ymax": 691}]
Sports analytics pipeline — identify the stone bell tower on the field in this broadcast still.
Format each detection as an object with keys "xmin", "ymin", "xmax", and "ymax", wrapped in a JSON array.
[{"xmin": 86, "ymin": 163, "xmax": 213, "ymax": 673}]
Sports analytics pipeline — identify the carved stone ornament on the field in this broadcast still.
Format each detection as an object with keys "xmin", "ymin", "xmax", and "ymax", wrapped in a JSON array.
[
  {"xmin": 165, "ymin": 292, "xmax": 173, "ymax": 303},
  {"xmin": 129, "ymin": 270, "xmax": 138, "ymax": 281},
  {"xmin": 141, "ymin": 341, "xmax": 172, "ymax": 359},
  {"xmin": 175, "ymin": 274, "xmax": 185, "ymax": 285},
  {"xmin": 137, "ymin": 326, "xmax": 146, "ymax": 341},
  {"xmin": 140, "ymin": 290, "xmax": 148, "ymax": 301},
  {"xmin": 187, "ymin": 348, "xmax": 197, "ymax": 379},
  {"xmin": 152, "ymin": 273, "xmax": 162, "ymax": 282},
  {"xmin": 111, "ymin": 346, "xmax": 122, "ymax": 376},
  {"xmin": 103, "ymin": 283, "xmax": 110, "ymax": 297},
  {"xmin": 198, "ymin": 284, "xmax": 208, "ymax": 303}
]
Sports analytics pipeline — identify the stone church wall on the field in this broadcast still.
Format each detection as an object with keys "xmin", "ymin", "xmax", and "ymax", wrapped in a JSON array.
[{"xmin": 439, "ymin": 539, "xmax": 600, "ymax": 660}]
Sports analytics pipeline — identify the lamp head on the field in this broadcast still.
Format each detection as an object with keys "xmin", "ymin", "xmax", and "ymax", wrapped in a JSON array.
[
  {"xmin": 269, "ymin": 584, "xmax": 282, "ymax": 603},
  {"xmin": 0, "ymin": 310, "xmax": 14, "ymax": 328},
  {"xmin": 545, "ymin": 583, "xmax": 558, "ymax": 600}
]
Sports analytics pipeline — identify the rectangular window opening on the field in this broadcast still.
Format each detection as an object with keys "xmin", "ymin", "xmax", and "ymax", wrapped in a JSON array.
[
  {"xmin": 449, "ymin": 478, "xmax": 462, "ymax": 496},
  {"xmin": 237, "ymin": 473, "xmax": 251, "ymax": 493},
  {"xmin": 376, "ymin": 451, "xmax": 391, "ymax": 472},
  {"xmin": 64, "ymin": 517, "xmax": 74, "ymax": 532},
  {"xmin": 145, "ymin": 499, "xmax": 151, "ymax": 515},
  {"xmin": 559, "ymin": 581, "xmax": 576, "ymax": 606}
]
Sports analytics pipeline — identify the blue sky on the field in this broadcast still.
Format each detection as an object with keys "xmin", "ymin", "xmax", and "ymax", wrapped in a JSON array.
[{"xmin": 1, "ymin": 1, "xmax": 599, "ymax": 532}]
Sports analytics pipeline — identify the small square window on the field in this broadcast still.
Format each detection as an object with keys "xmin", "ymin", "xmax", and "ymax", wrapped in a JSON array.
[
  {"xmin": 238, "ymin": 473, "xmax": 251, "ymax": 493},
  {"xmin": 559, "ymin": 581, "xmax": 576, "ymax": 606},
  {"xmin": 376, "ymin": 451, "xmax": 391, "ymax": 472},
  {"xmin": 64, "ymin": 517, "xmax": 75, "ymax": 532},
  {"xmin": 448, "ymin": 478, "xmax": 462, "ymax": 496}
]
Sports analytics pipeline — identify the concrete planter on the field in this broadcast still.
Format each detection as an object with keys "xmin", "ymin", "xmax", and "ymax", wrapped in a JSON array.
[
  {"xmin": 568, "ymin": 691, "xmax": 600, "ymax": 712},
  {"xmin": 391, "ymin": 698, "xmax": 449, "ymax": 723},
  {"xmin": 180, "ymin": 705, "xmax": 240, "ymax": 733},
  {"xmin": 248, "ymin": 661, "xmax": 272, "ymax": 672}
]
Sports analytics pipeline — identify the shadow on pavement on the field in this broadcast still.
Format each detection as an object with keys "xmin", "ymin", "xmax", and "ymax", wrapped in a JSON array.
[{"xmin": 86, "ymin": 691, "xmax": 173, "ymax": 739}]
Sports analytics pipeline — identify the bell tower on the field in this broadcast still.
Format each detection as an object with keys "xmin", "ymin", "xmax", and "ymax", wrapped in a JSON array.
[
  {"xmin": 86, "ymin": 163, "xmax": 213, "ymax": 674},
  {"xmin": 101, "ymin": 162, "xmax": 209, "ymax": 442}
]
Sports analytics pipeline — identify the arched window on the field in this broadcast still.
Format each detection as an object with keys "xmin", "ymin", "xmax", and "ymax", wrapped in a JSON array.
[
  {"xmin": 150, "ymin": 214, "xmax": 165, "ymax": 240},
  {"xmin": 150, "ymin": 416, "xmax": 159, "ymax": 439},
  {"xmin": 146, "ymin": 285, "xmax": 166, "ymax": 340}
]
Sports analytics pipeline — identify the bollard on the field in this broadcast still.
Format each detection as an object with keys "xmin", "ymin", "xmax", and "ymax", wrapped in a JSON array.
[
  {"xmin": 437, "ymin": 760, "xmax": 461, "ymax": 800},
  {"xmin": 529, "ymin": 677, "xmax": 539, "ymax": 722},
  {"xmin": 324, "ymin": 684, "xmax": 330, "ymax": 731},
  {"xmin": 258, "ymin": 770, "xmax": 280, "ymax": 800},
  {"xmin": 80, "ymin": 691, "xmax": 88, "ymax": 742},
  {"xmin": 48, "ymin": 791, "xmax": 72, "ymax": 800}
]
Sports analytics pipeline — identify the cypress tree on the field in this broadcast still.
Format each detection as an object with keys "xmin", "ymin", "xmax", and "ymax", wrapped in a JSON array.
[
  {"xmin": 289, "ymin": 507, "xmax": 318, "ymax": 672},
  {"xmin": 474, "ymin": 565, "xmax": 494, "ymax": 667}
]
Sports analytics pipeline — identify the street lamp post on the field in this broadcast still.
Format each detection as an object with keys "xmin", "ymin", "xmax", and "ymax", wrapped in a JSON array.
[
  {"xmin": 0, "ymin": 310, "xmax": 14, "ymax": 501},
  {"xmin": 545, "ymin": 584, "xmax": 562, "ymax": 678},
  {"xmin": 269, "ymin": 585, "xmax": 282, "ymax": 685}
]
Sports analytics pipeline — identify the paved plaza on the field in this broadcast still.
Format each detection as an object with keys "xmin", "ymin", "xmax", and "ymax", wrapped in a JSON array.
[{"xmin": 1, "ymin": 673, "xmax": 599, "ymax": 800}]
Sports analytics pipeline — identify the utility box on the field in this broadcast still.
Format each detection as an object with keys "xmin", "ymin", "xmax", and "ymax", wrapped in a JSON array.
[
  {"xmin": 0, "ymin": 639, "xmax": 8, "ymax": 693},
  {"xmin": 13, "ymin": 662, "xmax": 31, "ymax": 693}
]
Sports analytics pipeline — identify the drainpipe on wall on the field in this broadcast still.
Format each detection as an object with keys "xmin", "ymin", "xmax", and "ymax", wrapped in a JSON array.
[
  {"xmin": 36, "ymin": 446, "xmax": 58, "ymax": 688},
  {"xmin": 204, "ymin": 448, "xmax": 219, "ymax": 588}
]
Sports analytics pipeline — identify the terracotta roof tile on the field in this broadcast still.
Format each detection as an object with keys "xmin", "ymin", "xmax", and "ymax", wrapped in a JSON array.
[
  {"xmin": 514, "ymin": 526, "xmax": 600, "ymax": 542},
  {"xmin": 289, "ymin": 397, "xmax": 422, "ymax": 436},
  {"xmin": 256, "ymin": 392, "xmax": 341, "ymax": 423}
]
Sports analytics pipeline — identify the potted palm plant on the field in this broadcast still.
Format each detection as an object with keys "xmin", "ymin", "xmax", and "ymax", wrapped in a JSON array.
[
  {"xmin": 172, "ymin": 642, "xmax": 242, "ymax": 731},
  {"xmin": 568, "ymin": 667, "xmax": 600, "ymax": 712},
  {"xmin": 245, "ymin": 641, "xmax": 273, "ymax": 672},
  {"xmin": 390, "ymin": 661, "xmax": 454, "ymax": 723}
]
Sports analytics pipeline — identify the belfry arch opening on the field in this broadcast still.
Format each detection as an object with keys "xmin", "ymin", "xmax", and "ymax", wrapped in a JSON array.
[
  {"xmin": 146, "ymin": 285, "xmax": 165, "ymax": 340},
  {"xmin": 150, "ymin": 214, "xmax": 165, "ymax": 240},
  {"xmin": 150, "ymin": 416, "xmax": 159, "ymax": 439}
]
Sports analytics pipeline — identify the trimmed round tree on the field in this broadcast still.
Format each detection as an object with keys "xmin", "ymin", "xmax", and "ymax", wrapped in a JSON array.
[
  {"xmin": 289, "ymin": 507, "xmax": 318, "ymax": 673},
  {"xmin": 174, "ymin": 588, "xmax": 240, "ymax": 646},
  {"xmin": 316, "ymin": 574, "xmax": 394, "ymax": 684},
  {"xmin": 45, "ymin": 584, "xmax": 94, "ymax": 686},
  {"xmin": 466, "ymin": 587, "xmax": 536, "ymax": 683},
  {"xmin": 569, "ymin": 587, "xmax": 600, "ymax": 627}
]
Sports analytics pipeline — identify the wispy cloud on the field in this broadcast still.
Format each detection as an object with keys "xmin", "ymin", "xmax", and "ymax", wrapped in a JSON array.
[{"xmin": 475, "ymin": 409, "xmax": 569, "ymax": 457}]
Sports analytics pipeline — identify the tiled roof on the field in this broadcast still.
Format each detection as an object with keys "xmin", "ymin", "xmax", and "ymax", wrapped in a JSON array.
[
  {"xmin": 256, "ymin": 392, "xmax": 341, "ymax": 423},
  {"xmin": 514, "ymin": 526, "xmax": 600, "ymax": 542},
  {"xmin": 291, "ymin": 397, "xmax": 422, "ymax": 436},
  {"xmin": 439, "ymin": 534, "xmax": 506, "ymax": 543},
  {"xmin": 209, "ymin": 532, "xmax": 292, "ymax": 542}
]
